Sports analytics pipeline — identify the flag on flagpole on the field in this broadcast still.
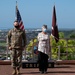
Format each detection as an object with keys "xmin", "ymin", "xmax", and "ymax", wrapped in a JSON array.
[
  {"xmin": 51, "ymin": 5, "xmax": 59, "ymax": 43},
  {"xmin": 16, "ymin": 4, "xmax": 24, "ymax": 30}
]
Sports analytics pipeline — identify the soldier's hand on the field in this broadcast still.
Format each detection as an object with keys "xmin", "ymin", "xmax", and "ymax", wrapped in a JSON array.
[{"xmin": 8, "ymin": 46, "xmax": 12, "ymax": 50}]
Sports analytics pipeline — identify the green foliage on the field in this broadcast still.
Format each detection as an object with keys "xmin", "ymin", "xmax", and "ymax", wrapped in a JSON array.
[
  {"xmin": 26, "ymin": 38, "xmax": 38, "ymax": 58},
  {"xmin": 59, "ymin": 32, "xmax": 64, "ymax": 38},
  {"xmin": 50, "ymin": 32, "xmax": 75, "ymax": 60},
  {"xmin": 26, "ymin": 32, "xmax": 75, "ymax": 60},
  {"xmin": 70, "ymin": 34, "xmax": 75, "ymax": 38},
  {"xmin": 26, "ymin": 39, "xmax": 38, "ymax": 51}
]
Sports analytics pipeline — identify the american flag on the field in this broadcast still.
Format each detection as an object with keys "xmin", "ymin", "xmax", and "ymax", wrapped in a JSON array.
[
  {"xmin": 51, "ymin": 5, "xmax": 59, "ymax": 43},
  {"xmin": 16, "ymin": 5, "xmax": 24, "ymax": 30}
]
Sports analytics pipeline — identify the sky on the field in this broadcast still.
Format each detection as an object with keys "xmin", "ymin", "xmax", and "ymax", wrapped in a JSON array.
[{"xmin": 0, "ymin": 0, "xmax": 75, "ymax": 29}]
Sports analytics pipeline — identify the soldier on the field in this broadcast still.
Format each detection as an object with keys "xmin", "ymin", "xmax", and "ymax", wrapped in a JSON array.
[{"xmin": 7, "ymin": 20, "xmax": 26, "ymax": 75}]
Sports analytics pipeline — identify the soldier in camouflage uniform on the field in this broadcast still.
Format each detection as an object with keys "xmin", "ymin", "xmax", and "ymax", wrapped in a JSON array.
[{"xmin": 7, "ymin": 20, "xmax": 26, "ymax": 75}]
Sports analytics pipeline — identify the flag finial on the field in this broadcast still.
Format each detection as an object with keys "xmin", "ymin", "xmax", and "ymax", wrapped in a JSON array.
[
  {"xmin": 16, "ymin": 1, "xmax": 18, "ymax": 6},
  {"xmin": 54, "ymin": 2, "xmax": 55, "ymax": 5},
  {"xmin": 16, "ymin": 1, "xmax": 17, "ymax": 4}
]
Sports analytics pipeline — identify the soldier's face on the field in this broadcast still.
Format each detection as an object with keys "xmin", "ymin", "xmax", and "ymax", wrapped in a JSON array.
[{"xmin": 14, "ymin": 22, "xmax": 19, "ymax": 26}]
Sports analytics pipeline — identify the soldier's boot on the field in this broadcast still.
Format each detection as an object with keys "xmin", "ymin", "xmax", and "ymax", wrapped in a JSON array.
[
  {"xmin": 12, "ymin": 68, "xmax": 16, "ymax": 75},
  {"xmin": 16, "ymin": 67, "xmax": 20, "ymax": 75}
]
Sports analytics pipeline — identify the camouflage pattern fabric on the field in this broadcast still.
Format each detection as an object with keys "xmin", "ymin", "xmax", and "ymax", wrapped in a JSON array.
[
  {"xmin": 7, "ymin": 28, "xmax": 26, "ymax": 49},
  {"xmin": 7, "ymin": 28, "xmax": 26, "ymax": 68},
  {"xmin": 10, "ymin": 48, "xmax": 22, "ymax": 68}
]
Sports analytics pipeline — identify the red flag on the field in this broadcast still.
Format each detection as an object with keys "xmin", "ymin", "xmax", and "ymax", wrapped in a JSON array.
[{"xmin": 51, "ymin": 5, "xmax": 59, "ymax": 42}]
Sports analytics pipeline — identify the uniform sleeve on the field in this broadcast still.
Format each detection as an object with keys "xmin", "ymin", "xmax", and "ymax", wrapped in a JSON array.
[
  {"xmin": 7, "ymin": 30, "xmax": 12, "ymax": 47},
  {"xmin": 22, "ymin": 30, "xmax": 27, "ymax": 47}
]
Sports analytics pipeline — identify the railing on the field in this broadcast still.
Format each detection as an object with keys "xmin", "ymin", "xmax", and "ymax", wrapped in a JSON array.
[{"xmin": 0, "ymin": 38, "xmax": 75, "ymax": 61}]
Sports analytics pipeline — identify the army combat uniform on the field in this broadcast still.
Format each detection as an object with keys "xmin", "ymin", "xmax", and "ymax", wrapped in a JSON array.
[{"xmin": 7, "ymin": 28, "xmax": 26, "ymax": 69}]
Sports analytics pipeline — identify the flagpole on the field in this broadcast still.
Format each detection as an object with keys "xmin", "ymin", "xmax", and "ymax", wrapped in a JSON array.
[
  {"xmin": 15, "ymin": 1, "xmax": 18, "ymax": 20},
  {"xmin": 51, "ymin": 4, "xmax": 60, "ymax": 61}
]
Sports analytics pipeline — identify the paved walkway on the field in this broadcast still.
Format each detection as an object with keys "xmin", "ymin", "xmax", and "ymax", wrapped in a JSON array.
[{"xmin": 0, "ymin": 65, "xmax": 75, "ymax": 75}]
